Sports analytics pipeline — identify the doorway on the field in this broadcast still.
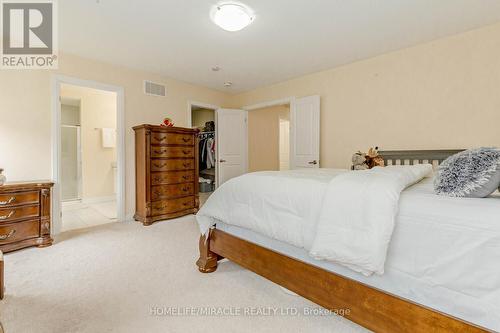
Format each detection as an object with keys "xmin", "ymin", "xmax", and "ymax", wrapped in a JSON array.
[
  {"xmin": 190, "ymin": 103, "xmax": 217, "ymax": 207},
  {"xmin": 248, "ymin": 104, "xmax": 290, "ymax": 172},
  {"xmin": 59, "ymin": 83, "xmax": 118, "ymax": 232},
  {"xmin": 52, "ymin": 75, "xmax": 125, "ymax": 235},
  {"xmin": 245, "ymin": 95, "xmax": 320, "ymax": 170}
]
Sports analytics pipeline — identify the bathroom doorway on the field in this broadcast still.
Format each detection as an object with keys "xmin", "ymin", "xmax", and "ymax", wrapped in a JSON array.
[{"xmin": 59, "ymin": 83, "xmax": 119, "ymax": 232}]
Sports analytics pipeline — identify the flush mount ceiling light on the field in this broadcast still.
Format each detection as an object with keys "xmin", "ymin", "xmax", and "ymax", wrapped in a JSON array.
[{"xmin": 211, "ymin": 3, "xmax": 254, "ymax": 32}]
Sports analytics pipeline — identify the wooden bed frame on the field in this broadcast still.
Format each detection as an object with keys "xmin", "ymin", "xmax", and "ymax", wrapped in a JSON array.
[{"xmin": 196, "ymin": 149, "xmax": 489, "ymax": 333}]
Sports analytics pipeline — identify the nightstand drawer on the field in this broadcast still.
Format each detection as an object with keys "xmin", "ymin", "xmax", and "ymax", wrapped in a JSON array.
[
  {"xmin": 0, "ymin": 220, "xmax": 40, "ymax": 245},
  {"xmin": 0, "ymin": 205, "xmax": 39, "ymax": 223},
  {"xmin": 0, "ymin": 191, "xmax": 39, "ymax": 208}
]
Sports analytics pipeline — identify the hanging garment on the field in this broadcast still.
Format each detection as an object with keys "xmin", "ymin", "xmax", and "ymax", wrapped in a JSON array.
[
  {"xmin": 199, "ymin": 138, "xmax": 207, "ymax": 170},
  {"xmin": 206, "ymin": 138, "xmax": 215, "ymax": 168}
]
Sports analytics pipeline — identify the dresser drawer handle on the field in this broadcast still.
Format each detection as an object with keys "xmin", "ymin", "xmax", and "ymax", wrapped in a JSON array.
[
  {"xmin": 182, "ymin": 150, "xmax": 190, "ymax": 155},
  {"xmin": 0, "ymin": 211, "xmax": 15, "ymax": 220},
  {"xmin": 182, "ymin": 163, "xmax": 190, "ymax": 168},
  {"xmin": 183, "ymin": 202, "xmax": 190, "ymax": 206},
  {"xmin": 154, "ymin": 136, "xmax": 167, "ymax": 142},
  {"xmin": 0, "ymin": 229, "xmax": 15, "ymax": 240},
  {"xmin": 182, "ymin": 187, "xmax": 189, "ymax": 192},
  {"xmin": 182, "ymin": 175, "xmax": 189, "ymax": 180},
  {"xmin": 154, "ymin": 163, "xmax": 167, "ymax": 168},
  {"xmin": 182, "ymin": 137, "xmax": 190, "ymax": 143},
  {"xmin": 0, "ymin": 197, "xmax": 16, "ymax": 205}
]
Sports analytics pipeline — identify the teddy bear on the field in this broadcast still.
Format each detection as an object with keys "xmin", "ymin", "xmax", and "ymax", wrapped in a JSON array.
[
  {"xmin": 352, "ymin": 152, "xmax": 369, "ymax": 170},
  {"xmin": 365, "ymin": 147, "xmax": 385, "ymax": 169}
]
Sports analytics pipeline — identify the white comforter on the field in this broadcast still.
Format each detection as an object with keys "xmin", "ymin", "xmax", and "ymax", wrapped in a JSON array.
[{"xmin": 196, "ymin": 165, "xmax": 432, "ymax": 275}]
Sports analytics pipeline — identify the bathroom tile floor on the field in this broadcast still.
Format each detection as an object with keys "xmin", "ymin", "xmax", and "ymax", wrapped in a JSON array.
[{"xmin": 61, "ymin": 200, "xmax": 117, "ymax": 232}]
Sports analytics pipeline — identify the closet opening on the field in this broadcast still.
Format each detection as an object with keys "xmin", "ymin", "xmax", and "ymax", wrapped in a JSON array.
[{"xmin": 190, "ymin": 104, "xmax": 217, "ymax": 207}]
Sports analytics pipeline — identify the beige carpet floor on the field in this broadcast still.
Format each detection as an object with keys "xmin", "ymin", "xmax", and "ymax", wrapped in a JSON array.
[{"xmin": 0, "ymin": 216, "xmax": 368, "ymax": 333}]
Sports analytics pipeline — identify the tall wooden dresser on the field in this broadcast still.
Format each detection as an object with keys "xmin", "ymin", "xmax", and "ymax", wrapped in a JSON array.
[
  {"xmin": 0, "ymin": 182, "xmax": 53, "ymax": 252},
  {"xmin": 134, "ymin": 125, "xmax": 200, "ymax": 225}
]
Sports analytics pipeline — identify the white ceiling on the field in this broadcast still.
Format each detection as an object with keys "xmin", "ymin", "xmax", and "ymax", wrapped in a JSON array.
[{"xmin": 60, "ymin": 0, "xmax": 500, "ymax": 93}]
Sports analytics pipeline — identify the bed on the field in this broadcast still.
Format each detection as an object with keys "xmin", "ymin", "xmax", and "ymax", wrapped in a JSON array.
[{"xmin": 195, "ymin": 150, "xmax": 499, "ymax": 333}]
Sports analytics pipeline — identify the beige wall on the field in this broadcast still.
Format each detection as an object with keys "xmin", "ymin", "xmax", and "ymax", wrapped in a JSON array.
[
  {"xmin": 0, "ymin": 53, "xmax": 229, "ymax": 218},
  {"xmin": 232, "ymin": 22, "xmax": 500, "ymax": 169},
  {"xmin": 61, "ymin": 84, "xmax": 117, "ymax": 199},
  {"xmin": 192, "ymin": 108, "xmax": 215, "ymax": 129},
  {"xmin": 248, "ymin": 105, "xmax": 289, "ymax": 172}
]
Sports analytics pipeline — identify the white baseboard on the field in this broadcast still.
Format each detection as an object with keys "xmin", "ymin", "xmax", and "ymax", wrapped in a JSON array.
[{"xmin": 81, "ymin": 195, "xmax": 116, "ymax": 204}]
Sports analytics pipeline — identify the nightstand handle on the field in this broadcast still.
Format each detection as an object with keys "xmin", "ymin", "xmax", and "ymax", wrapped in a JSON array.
[
  {"xmin": 0, "ymin": 197, "xmax": 15, "ymax": 205},
  {"xmin": 0, "ymin": 229, "xmax": 15, "ymax": 240},
  {"xmin": 0, "ymin": 211, "xmax": 14, "ymax": 220}
]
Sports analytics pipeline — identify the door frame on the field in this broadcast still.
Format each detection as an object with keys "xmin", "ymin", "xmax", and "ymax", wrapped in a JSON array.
[
  {"xmin": 187, "ymin": 101, "xmax": 220, "ymax": 128},
  {"xmin": 51, "ymin": 74, "xmax": 126, "ymax": 235},
  {"xmin": 187, "ymin": 101, "xmax": 220, "ymax": 188},
  {"xmin": 242, "ymin": 96, "xmax": 295, "ymax": 111}
]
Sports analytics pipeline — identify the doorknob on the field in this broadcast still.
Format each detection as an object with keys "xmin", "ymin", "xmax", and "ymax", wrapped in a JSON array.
[
  {"xmin": 219, "ymin": 159, "xmax": 226, "ymax": 163},
  {"xmin": 308, "ymin": 160, "xmax": 318, "ymax": 165}
]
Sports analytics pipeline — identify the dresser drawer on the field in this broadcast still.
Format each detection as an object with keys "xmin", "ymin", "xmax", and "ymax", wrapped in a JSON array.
[
  {"xmin": 0, "ymin": 191, "xmax": 39, "ymax": 208},
  {"xmin": 151, "ymin": 132, "xmax": 194, "ymax": 146},
  {"xmin": 0, "ymin": 219, "xmax": 40, "ymax": 245},
  {"xmin": 0, "ymin": 205, "xmax": 39, "ymax": 223},
  {"xmin": 152, "ymin": 197, "xmax": 194, "ymax": 215},
  {"xmin": 151, "ymin": 159, "xmax": 195, "ymax": 172},
  {"xmin": 151, "ymin": 184, "xmax": 194, "ymax": 200},
  {"xmin": 151, "ymin": 171, "xmax": 195, "ymax": 185},
  {"xmin": 150, "ymin": 146, "xmax": 195, "ymax": 158}
]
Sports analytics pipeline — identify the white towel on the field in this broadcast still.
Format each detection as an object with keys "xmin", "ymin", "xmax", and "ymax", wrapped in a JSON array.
[{"xmin": 101, "ymin": 128, "xmax": 116, "ymax": 148}]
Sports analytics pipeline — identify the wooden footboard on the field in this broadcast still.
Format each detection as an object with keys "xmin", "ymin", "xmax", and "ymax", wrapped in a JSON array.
[{"xmin": 197, "ymin": 229, "xmax": 488, "ymax": 333}]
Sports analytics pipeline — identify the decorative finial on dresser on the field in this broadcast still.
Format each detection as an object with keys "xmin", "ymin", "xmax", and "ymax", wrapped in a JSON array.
[{"xmin": 0, "ymin": 169, "xmax": 6, "ymax": 186}]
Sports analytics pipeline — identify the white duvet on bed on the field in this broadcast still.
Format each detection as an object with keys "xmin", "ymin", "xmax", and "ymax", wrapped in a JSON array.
[{"xmin": 196, "ymin": 165, "xmax": 432, "ymax": 275}]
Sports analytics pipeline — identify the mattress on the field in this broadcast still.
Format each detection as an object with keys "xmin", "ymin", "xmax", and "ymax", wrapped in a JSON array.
[{"xmin": 216, "ymin": 177, "xmax": 500, "ymax": 331}]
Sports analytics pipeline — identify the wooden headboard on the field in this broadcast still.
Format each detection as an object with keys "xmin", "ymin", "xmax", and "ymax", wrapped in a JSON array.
[{"xmin": 379, "ymin": 149, "xmax": 464, "ymax": 167}]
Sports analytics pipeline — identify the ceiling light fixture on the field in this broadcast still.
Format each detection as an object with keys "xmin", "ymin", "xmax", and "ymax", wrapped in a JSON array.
[
  {"xmin": 211, "ymin": 3, "xmax": 254, "ymax": 32},
  {"xmin": 223, "ymin": 81, "xmax": 233, "ymax": 87}
]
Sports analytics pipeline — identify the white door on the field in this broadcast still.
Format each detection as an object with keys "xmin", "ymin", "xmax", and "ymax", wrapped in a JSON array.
[
  {"xmin": 290, "ymin": 95, "xmax": 320, "ymax": 169},
  {"xmin": 217, "ymin": 109, "xmax": 248, "ymax": 185}
]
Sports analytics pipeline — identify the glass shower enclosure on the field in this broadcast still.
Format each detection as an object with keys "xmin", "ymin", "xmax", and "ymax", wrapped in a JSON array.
[{"xmin": 61, "ymin": 125, "xmax": 82, "ymax": 201}]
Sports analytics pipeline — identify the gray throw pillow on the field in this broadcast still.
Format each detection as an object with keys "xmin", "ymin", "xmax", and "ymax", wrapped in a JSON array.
[{"xmin": 434, "ymin": 147, "xmax": 500, "ymax": 198}]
